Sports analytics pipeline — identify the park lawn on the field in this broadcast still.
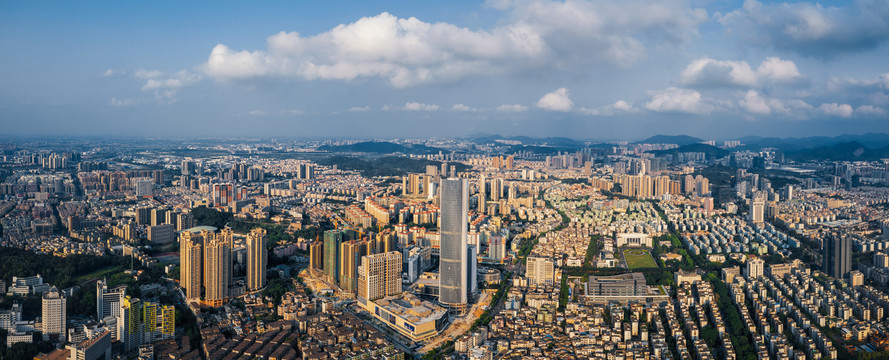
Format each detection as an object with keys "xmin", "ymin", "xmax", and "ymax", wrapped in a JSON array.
[
  {"xmin": 74, "ymin": 265, "xmax": 124, "ymax": 283},
  {"xmin": 623, "ymin": 249, "xmax": 658, "ymax": 269}
]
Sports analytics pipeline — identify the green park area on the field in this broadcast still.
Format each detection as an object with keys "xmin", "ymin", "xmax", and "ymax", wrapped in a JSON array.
[{"xmin": 623, "ymin": 248, "xmax": 657, "ymax": 269}]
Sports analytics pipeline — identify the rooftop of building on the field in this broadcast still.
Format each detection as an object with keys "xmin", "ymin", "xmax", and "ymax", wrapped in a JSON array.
[{"xmin": 373, "ymin": 293, "xmax": 447, "ymax": 325}]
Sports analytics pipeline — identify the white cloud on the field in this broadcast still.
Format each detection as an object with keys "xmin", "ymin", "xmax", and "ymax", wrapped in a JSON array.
[
  {"xmin": 681, "ymin": 57, "xmax": 756, "ymax": 87},
  {"xmin": 856, "ymin": 105, "xmax": 886, "ymax": 116},
  {"xmin": 536, "ymin": 88, "xmax": 573, "ymax": 112},
  {"xmin": 579, "ymin": 100, "xmax": 638, "ymax": 116},
  {"xmin": 109, "ymin": 97, "xmax": 140, "ymax": 107},
  {"xmin": 820, "ymin": 103, "xmax": 853, "ymax": 117},
  {"xmin": 739, "ymin": 90, "xmax": 771, "ymax": 115},
  {"xmin": 348, "ymin": 106, "xmax": 372, "ymax": 112},
  {"xmin": 719, "ymin": 0, "xmax": 889, "ymax": 57},
  {"xmin": 496, "ymin": 104, "xmax": 528, "ymax": 112},
  {"xmin": 133, "ymin": 69, "xmax": 202, "ymax": 103},
  {"xmin": 756, "ymin": 57, "xmax": 801, "ymax": 82},
  {"xmin": 200, "ymin": 1, "xmax": 708, "ymax": 87},
  {"xmin": 828, "ymin": 73, "xmax": 889, "ymax": 91},
  {"xmin": 102, "ymin": 69, "xmax": 125, "ymax": 77},
  {"xmin": 248, "ymin": 110, "xmax": 268, "ymax": 116},
  {"xmin": 646, "ymin": 87, "xmax": 711, "ymax": 114},
  {"xmin": 680, "ymin": 56, "xmax": 803, "ymax": 88},
  {"xmin": 452, "ymin": 104, "xmax": 478, "ymax": 112},
  {"xmin": 404, "ymin": 102, "xmax": 439, "ymax": 111}
]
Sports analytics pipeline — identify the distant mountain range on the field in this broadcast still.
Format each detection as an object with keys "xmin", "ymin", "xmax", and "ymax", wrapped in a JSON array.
[
  {"xmin": 648, "ymin": 143, "xmax": 729, "ymax": 158},
  {"xmin": 739, "ymin": 133, "xmax": 889, "ymax": 151},
  {"xmin": 318, "ymin": 141, "xmax": 443, "ymax": 155},
  {"xmin": 785, "ymin": 141, "xmax": 889, "ymax": 161},
  {"xmin": 633, "ymin": 135, "xmax": 704, "ymax": 146},
  {"xmin": 317, "ymin": 134, "xmax": 889, "ymax": 161}
]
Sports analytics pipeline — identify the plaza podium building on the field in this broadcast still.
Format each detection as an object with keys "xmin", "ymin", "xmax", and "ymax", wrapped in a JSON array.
[{"xmin": 360, "ymin": 293, "xmax": 448, "ymax": 342}]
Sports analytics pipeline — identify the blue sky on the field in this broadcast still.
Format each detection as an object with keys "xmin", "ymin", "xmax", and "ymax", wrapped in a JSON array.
[{"xmin": 1, "ymin": 0, "xmax": 888, "ymax": 140}]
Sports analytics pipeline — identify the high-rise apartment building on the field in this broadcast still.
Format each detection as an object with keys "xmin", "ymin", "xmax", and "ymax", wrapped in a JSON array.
[
  {"xmin": 339, "ymin": 240, "xmax": 368, "ymax": 295},
  {"xmin": 118, "ymin": 297, "xmax": 175, "ymax": 353},
  {"xmin": 247, "ymin": 228, "xmax": 268, "ymax": 291},
  {"xmin": 824, "ymin": 236, "xmax": 852, "ymax": 279},
  {"xmin": 176, "ymin": 212, "xmax": 194, "ymax": 232},
  {"xmin": 357, "ymin": 251, "xmax": 402, "ymax": 302},
  {"xmin": 150, "ymin": 208, "xmax": 167, "ymax": 227},
  {"xmin": 41, "ymin": 286, "xmax": 66, "ymax": 342},
  {"xmin": 745, "ymin": 256, "xmax": 765, "ymax": 279},
  {"xmin": 526, "ymin": 256, "xmax": 555, "ymax": 286},
  {"xmin": 135, "ymin": 207, "xmax": 152, "ymax": 225},
  {"xmin": 203, "ymin": 229, "xmax": 233, "ymax": 307},
  {"xmin": 309, "ymin": 241, "xmax": 323, "ymax": 271},
  {"xmin": 180, "ymin": 231, "xmax": 203, "ymax": 301},
  {"xmin": 749, "ymin": 198, "xmax": 765, "ymax": 224},
  {"xmin": 439, "ymin": 178, "xmax": 469, "ymax": 312}
]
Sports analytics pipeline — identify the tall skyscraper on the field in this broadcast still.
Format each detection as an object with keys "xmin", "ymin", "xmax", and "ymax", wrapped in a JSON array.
[
  {"xmin": 180, "ymin": 231, "xmax": 203, "ymax": 301},
  {"xmin": 339, "ymin": 240, "xmax": 368, "ymax": 295},
  {"xmin": 477, "ymin": 175, "xmax": 486, "ymax": 215},
  {"xmin": 203, "ymin": 229, "xmax": 233, "ymax": 307},
  {"xmin": 323, "ymin": 230, "xmax": 344, "ymax": 284},
  {"xmin": 247, "ymin": 228, "xmax": 268, "ymax": 291},
  {"xmin": 42, "ymin": 286, "xmax": 66, "ymax": 341},
  {"xmin": 824, "ymin": 236, "xmax": 852, "ymax": 279},
  {"xmin": 309, "ymin": 240, "xmax": 323, "ymax": 271},
  {"xmin": 357, "ymin": 251, "xmax": 402, "ymax": 302},
  {"xmin": 96, "ymin": 279, "xmax": 127, "ymax": 321},
  {"xmin": 439, "ymin": 178, "xmax": 469, "ymax": 311}
]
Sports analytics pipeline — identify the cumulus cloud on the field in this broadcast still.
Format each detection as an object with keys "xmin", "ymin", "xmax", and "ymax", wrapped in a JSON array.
[
  {"xmin": 496, "ymin": 104, "xmax": 528, "ymax": 112},
  {"xmin": 681, "ymin": 56, "xmax": 801, "ymax": 87},
  {"xmin": 681, "ymin": 58, "xmax": 756, "ymax": 87},
  {"xmin": 820, "ymin": 103, "xmax": 853, "ymax": 117},
  {"xmin": 536, "ymin": 88, "xmax": 573, "ymax": 111},
  {"xmin": 348, "ymin": 106, "xmax": 372, "ymax": 112},
  {"xmin": 645, "ymin": 87, "xmax": 711, "ymax": 114},
  {"xmin": 579, "ymin": 100, "xmax": 638, "ymax": 115},
  {"xmin": 856, "ymin": 105, "xmax": 886, "ymax": 116},
  {"xmin": 200, "ymin": 1, "xmax": 708, "ymax": 87},
  {"xmin": 451, "ymin": 104, "xmax": 478, "ymax": 112},
  {"xmin": 403, "ymin": 102, "xmax": 439, "ymax": 111},
  {"xmin": 133, "ymin": 69, "xmax": 202, "ymax": 103},
  {"xmin": 719, "ymin": 0, "xmax": 889, "ymax": 57},
  {"xmin": 739, "ymin": 90, "xmax": 771, "ymax": 114},
  {"xmin": 756, "ymin": 57, "xmax": 801, "ymax": 82},
  {"xmin": 828, "ymin": 72, "xmax": 889, "ymax": 91}
]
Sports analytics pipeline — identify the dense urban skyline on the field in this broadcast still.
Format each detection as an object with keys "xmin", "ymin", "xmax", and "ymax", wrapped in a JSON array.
[{"xmin": 2, "ymin": 0, "xmax": 889, "ymax": 138}]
